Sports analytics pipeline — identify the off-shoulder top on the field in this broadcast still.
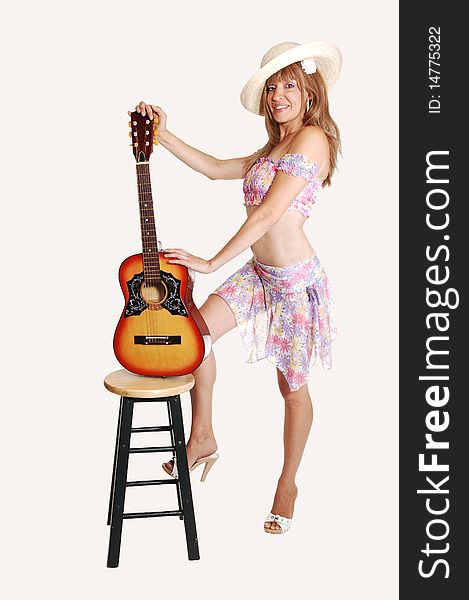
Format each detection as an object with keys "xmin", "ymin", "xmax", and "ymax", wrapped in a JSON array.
[{"xmin": 243, "ymin": 152, "xmax": 323, "ymax": 218}]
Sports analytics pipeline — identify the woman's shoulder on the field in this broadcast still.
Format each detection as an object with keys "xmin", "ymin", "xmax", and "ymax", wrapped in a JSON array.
[
  {"xmin": 285, "ymin": 126, "xmax": 329, "ymax": 176},
  {"xmin": 289, "ymin": 126, "xmax": 328, "ymax": 151}
]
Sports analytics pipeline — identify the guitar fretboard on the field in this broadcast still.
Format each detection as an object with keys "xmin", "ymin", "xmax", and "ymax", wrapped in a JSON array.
[{"xmin": 136, "ymin": 162, "xmax": 160, "ymax": 284}]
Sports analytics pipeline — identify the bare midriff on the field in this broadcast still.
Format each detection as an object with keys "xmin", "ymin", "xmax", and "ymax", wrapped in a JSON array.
[{"xmin": 246, "ymin": 205, "xmax": 315, "ymax": 267}]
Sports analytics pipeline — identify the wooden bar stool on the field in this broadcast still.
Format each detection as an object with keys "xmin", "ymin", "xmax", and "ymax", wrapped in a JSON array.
[{"xmin": 104, "ymin": 369, "xmax": 199, "ymax": 567}]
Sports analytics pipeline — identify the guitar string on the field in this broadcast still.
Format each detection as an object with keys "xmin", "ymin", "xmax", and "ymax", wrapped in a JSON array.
[
  {"xmin": 142, "ymin": 162, "xmax": 160, "ymax": 286},
  {"xmin": 141, "ymin": 171, "xmax": 149, "ymax": 323},
  {"xmin": 138, "ymin": 156, "xmax": 162, "ymax": 318},
  {"xmin": 139, "ymin": 162, "xmax": 151, "ymax": 323},
  {"xmin": 135, "ymin": 126, "xmax": 176, "ymax": 332}
]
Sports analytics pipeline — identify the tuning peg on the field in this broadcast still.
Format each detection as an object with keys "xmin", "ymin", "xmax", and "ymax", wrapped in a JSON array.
[
  {"xmin": 128, "ymin": 131, "xmax": 132, "ymax": 137},
  {"xmin": 154, "ymin": 116, "xmax": 159, "ymax": 124},
  {"xmin": 128, "ymin": 121, "xmax": 131, "ymax": 127},
  {"xmin": 153, "ymin": 139, "xmax": 159, "ymax": 145}
]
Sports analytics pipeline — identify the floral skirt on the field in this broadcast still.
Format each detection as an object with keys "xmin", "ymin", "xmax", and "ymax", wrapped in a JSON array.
[{"xmin": 212, "ymin": 252, "xmax": 337, "ymax": 391}]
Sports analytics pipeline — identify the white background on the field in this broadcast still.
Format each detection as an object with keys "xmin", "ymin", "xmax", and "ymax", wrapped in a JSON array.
[{"xmin": 2, "ymin": 1, "xmax": 398, "ymax": 597}]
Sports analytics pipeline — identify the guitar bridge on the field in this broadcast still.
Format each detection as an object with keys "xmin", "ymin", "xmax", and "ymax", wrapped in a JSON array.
[{"xmin": 134, "ymin": 335, "xmax": 181, "ymax": 345}]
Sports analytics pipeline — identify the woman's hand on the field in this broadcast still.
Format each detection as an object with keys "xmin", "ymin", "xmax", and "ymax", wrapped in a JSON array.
[
  {"xmin": 128, "ymin": 101, "xmax": 167, "ymax": 134},
  {"xmin": 163, "ymin": 248, "xmax": 215, "ymax": 274}
]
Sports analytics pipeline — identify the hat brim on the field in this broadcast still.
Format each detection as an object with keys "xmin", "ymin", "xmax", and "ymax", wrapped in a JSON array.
[{"xmin": 240, "ymin": 41, "xmax": 342, "ymax": 115}]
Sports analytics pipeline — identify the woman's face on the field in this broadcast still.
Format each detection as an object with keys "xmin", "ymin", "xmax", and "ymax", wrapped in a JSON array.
[{"xmin": 266, "ymin": 77, "xmax": 306, "ymax": 125}]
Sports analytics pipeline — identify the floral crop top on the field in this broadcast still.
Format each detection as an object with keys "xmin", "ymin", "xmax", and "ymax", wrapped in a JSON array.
[{"xmin": 243, "ymin": 153, "xmax": 323, "ymax": 219}]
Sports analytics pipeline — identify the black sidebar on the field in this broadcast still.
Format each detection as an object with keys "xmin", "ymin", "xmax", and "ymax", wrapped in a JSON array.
[{"xmin": 400, "ymin": 4, "xmax": 467, "ymax": 598}]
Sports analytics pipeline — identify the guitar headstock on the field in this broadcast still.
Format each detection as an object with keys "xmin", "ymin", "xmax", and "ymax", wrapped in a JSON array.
[{"xmin": 128, "ymin": 111, "xmax": 159, "ymax": 162}]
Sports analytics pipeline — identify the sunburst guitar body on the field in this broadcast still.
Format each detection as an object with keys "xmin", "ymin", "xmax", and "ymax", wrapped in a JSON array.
[{"xmin": 113, "ymin": 112, "xmax": 211, "ymax": 376}]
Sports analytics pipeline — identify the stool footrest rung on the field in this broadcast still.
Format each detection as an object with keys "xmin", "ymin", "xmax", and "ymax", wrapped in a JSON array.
[
  {"xmin": 131, "ymin": 426, "xmax": 172, "ymax": 433},
  {"xmin": 126, "ymin": 479, "xmax": 177, "ymax": 487},
  {"xmin": 129, "ymin": 446, "xmax": 174, "ymax": 454},
  {"xmin": 123, "ymin": 510, "xmax": 183, "ymax": 519}
]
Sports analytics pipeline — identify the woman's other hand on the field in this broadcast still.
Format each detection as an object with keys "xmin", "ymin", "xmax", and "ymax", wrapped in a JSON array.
[
  {"xmin": 128, "ymin": 101, "xmax": 167, "ymax": 133},
  {"xmin": 164, "ymin": 248, "xmax": 215, "ymax": 274}
]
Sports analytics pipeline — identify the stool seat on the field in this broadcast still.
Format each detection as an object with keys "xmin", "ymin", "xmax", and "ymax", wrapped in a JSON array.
[{"xmin": 104, "ymin": 369, "xmax": 195, "ymax": 398}]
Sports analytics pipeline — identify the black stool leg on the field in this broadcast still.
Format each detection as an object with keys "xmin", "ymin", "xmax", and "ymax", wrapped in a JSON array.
[
  {"xmin": 169, "ymin": 395, "xmax": 200, "ymax": 561},
  {"xmin": 107, "ymin": 395, "xmax": 124, "ymax": 525},
  {"xmin": 107, "ymin": 396, "xmax": 134, "ymax": 568},
  {"xmin": 166, "ymin": 399, "xmax": 184, "ymax": 520}
]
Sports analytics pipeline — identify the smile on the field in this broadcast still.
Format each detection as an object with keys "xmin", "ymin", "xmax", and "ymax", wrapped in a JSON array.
[{"xmin": 273, "ymin": 105, "xmax": 289, "ymax": 111}]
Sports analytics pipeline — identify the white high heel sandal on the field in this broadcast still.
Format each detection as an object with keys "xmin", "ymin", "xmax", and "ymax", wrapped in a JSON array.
[
  {"xmin": 162, "ymin": 453, "xmax": 219, "ymax": 482},
  {"xmin": 264, "ymin": 512, "xmax": 293, "ymax": 534}
]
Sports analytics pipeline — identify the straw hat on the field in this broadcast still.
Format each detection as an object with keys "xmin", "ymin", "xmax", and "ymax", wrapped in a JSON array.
[{"xmin": 240, "ymin": 41, "xmax": 342, "ymax": 115}]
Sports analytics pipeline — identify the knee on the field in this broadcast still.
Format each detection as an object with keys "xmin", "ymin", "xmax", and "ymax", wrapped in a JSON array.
[
  {"xmin": 279, "ymin": 383, "xmax": 311, "ymax": 406},
  {"xmin": 276, "ymin": 369, "xmax": 311, "ymax": 406}
]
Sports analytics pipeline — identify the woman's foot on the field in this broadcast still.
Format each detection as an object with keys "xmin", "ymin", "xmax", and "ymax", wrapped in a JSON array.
[
  {"xmin": 264, "ymin": 479, "xmax": 298, "ymax": 533},
  {"xmin": 162, "ymin": 435, "xmax": 218, "ymax": 475}
]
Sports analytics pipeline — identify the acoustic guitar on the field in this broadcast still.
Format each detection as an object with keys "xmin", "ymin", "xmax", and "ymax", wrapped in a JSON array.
[{"xmin": 113, "ymin": 111, "xmax": 211, "ymax": 376}]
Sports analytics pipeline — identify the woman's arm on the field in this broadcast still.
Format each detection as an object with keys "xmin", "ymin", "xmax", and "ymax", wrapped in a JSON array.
[
  {"xmin": 131, "ymin": 101, "xmax": 253, "ymax": 180},
  {"xmin": 164, "ymin": 174, "xmax": 305, "ymax": 273},
  {"xmin": 158, "ymin": 129, "xmax": 254, "ymax": 180},
  {"xmin": 165, "ymin": 127, "xmax": 329, "ymax": 273}
]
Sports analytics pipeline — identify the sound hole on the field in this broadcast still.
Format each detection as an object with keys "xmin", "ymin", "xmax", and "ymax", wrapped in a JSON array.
[{"xmin": 141, "ymin": 281, "xmax": 167, "ymax": 306}]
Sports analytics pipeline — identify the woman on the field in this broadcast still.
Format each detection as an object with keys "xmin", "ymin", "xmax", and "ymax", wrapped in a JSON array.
[{"xmin": 131, "ymin": 41, "xmax": 342, "ymax": 534}]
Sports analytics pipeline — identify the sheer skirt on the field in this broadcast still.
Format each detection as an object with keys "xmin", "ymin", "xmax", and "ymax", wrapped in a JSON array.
[{"xmin": 212, "ymin": 252, "xmax": 337, "ymax": 391}]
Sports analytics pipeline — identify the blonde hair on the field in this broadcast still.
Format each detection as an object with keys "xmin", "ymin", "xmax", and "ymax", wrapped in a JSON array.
[{"xmin": 248, "ymin": 62, "xmax": 341, "ymax": 187}]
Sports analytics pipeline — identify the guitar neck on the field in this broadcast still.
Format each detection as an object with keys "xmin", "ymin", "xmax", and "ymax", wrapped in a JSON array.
[{"xmin": 136, "ymin": 162, "xmax": 161, "ymax": 283}]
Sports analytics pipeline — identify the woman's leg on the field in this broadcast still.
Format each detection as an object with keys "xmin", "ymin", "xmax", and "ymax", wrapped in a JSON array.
[
  {"xmin": 163, "ymin": 294, "xmax": 236, "ymax": 471},
  {"xmin": 264, "ymin": 369, "xmax": 314, "ymax": 531}
]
